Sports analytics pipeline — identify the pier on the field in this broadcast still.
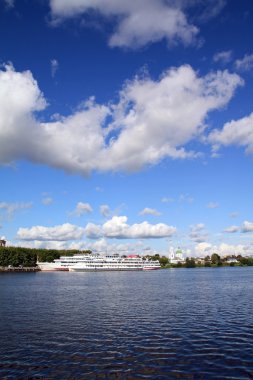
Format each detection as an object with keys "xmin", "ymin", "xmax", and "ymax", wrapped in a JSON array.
[{"xmin": 0, "ymin": 266, "xmax": 40, "ymax": 273}]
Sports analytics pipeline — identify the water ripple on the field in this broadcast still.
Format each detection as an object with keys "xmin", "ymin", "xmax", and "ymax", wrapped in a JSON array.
[{"xmin": 1, "ymin": 268, "xmax": 253, "ymax": 379}]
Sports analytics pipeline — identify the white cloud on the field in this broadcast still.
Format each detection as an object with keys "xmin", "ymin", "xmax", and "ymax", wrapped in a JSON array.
[
  {"xmin": 139, "ymin": 207, "xmax": 161, "ymax": 216},
  {"xmin": 101, "ymin": 66, "xmax": 242, "ymax": 172},
  {"xmin": 50, "ymin": 0, "xmax": 198, "ymax": 49},
  {"xmin": 207, "ymin": 202, "xmax": 219, "ymax": 209},
  {"xmin": 16, "ymin": 237, "xmax": 152, "ymax": 254},
  {"xmin": 51, "ymin": 59, "xmax": 59, "ymax": 77},
  {"xmin": 14, "ymin": 239, "xmax": 69, "ymax": 250},
  {"xmin": 100, "ymin": 204, "xmax": 111, "ymax": 218},
  {"xmin": 223, "ymin": 221, "xmax": 253, "ymax": 234},
  {"xmin": 0, "ymin": 202, "xmax": 33, "ymax": 220},
  {"xmin": 241, "ymin": 221, "xmax": 253, "ymax": 233},
  {"xmin": 193, "ymin": 242, "xmax": 253, "ymax": 257},
  {"xmin": 193, "ymin": 242, "xmax": 212, "ymax": 256},
  {"xmin": 84, "ymin": 223, "xmax": 103, "ymax": 239},
  {"xmin": 191, "ymin": 223, "xmax": 205, "ymax": 231},
  {"xmin": 189, "ymin": 223, "xmax": 208, "ymax": 243},
  {"xmin": 213, "ymin": 50, "xmax": 232, "ymax": 64},
  {"xmin": 85, "ymin": 215, "xmax": 176, "ymax": 239},
  {"xmin": 0, "ymin": 64, "xmax": 47, "ymax": 165},
  {"xmin": 0, "ymin": 64, "xmax": 243, "ymax": 175},
  {"xmin": 235, "ymin": 53, "xmax": 253, "ymax": 71},
  {"xmin": 17, "ymin": 215, "xmax": 176, "ymax": 244},
  {"xmin": 42, "ymin": 197, "xmax": 53, "ymax": 205},
  {"xmin": 71, "ymin": 202, "xmax": 93, "ymax": 216},
  {"xmin": 17, "ymin": 223, "xmax": 85, "ymax": 241},
  {"xmin": 78, "ymin": 237, "xmax": 149, "ymax": 255},
  {"xmin": 223, "ymin": 225, "xmax": 239, "ymax": 233},
  {"xmin": 209, "ymin": 112, "xmax": 253, "ymax": 156}
]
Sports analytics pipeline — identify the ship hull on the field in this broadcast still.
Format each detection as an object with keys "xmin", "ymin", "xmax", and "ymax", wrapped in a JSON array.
[
  {"xmin": 69, "ymin": 267, "xmax": 144, "ymax": 272},
  {"xmin": 37, "ymin": 263, "xmax": 69, "ymax": 271}
]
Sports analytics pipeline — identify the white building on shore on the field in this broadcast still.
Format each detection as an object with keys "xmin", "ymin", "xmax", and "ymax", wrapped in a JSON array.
[{"xmin": 169, "ymin": 247, "xmax": 185, "ymax": 264}]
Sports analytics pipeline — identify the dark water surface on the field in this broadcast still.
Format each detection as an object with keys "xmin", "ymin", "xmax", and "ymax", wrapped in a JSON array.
[{"xmin": 0, "ymin": 267, "xmax": 253, "ymax": 379}]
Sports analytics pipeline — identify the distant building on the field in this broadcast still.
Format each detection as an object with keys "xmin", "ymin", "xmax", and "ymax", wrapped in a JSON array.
[
  {"xmin": 226, "ymin": 257, "xmax": 238, "ymax": 264},
  {"xmin": 169, "ymin": 247, "xmax": 185, "ymax": 264}
]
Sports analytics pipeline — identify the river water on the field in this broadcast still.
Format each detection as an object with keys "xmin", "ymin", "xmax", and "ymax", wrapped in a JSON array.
[{"xmin": 0, "ymin": 267, "xmax": 253, "ymax": 379}]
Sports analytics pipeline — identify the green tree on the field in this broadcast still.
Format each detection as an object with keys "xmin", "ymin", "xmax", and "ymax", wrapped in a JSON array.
[
  {"xmin": 159, "ymin": 256, "xmax": 169, "ymax": 267},
  {"xmin": 211, "ymin": 253, "xmax": 222, "ymax": 266},
  {"xmin": 238, "ymin": 257, "xmax": 253, "ymax": 266},
  {"xmin": 0, "ymin": 246, "xmax": 85, "ymax": 267},
  {"xmin": 185, "ymin": 257, "xmax": 196, "ymax": 268}
]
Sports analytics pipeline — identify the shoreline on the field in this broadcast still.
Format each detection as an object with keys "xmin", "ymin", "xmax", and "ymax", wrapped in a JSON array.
[
  {"xmin": 0, "ymin": 266, "xmax": 40, "ymax": 272},
  {"xmin": 0, "ymin": 265, "xmax": 250, "ymax": 273}
]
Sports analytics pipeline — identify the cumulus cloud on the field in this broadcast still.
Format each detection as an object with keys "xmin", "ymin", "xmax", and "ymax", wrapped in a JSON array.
[
  {"xmin": 0, "ymin": 202, "xmax": 33, "ymax": 220},
  {"xmin": 15, "ymin": 236, "xmax": 152, "ymax": 253},
  {"xmin": 0, "ymin": 64, "xmax": 47, "ymax": 165},
  {"xmin": 207, "ymin": 202, "xmax": 219, "ymax": 209},
  {"xmin": 193, "ymin": 242, "xmax": 253, "ymax": 257},
  {"xmin": 76, "ymin": 237, "xmax": 150, "ymax": 255},
  {"xmin": 17, "ymin": 216, "xmax": 176, "ymax": 243},
  {"xmin": 209, "ymin": 112, "xmax": 253, "ymax": 156},
  {"xmin": 85, "ymin": 215, "xmax": 176, "ymax": 239},
  {"xmin": 223, "ymin": 225, "xmax": 239, "ymax": 233},
  {"xmin": 0, "ymin": 64, "xmax": 243, "ymax": 175},
  {"xmin": 71, "ymin": 202, "xmax": 93, "ymax": 216},
  {"xmin": 49, "ymin": 0, "xmax": 199, "ymax": 49},
  {"xmin": 223, "ymin": 221, "xmax": 253, "ymax": 234},
  {"xmin": 100, "ymin": 204, "xmax": 111, "ymax": 218},
  {"xmin": 17, "ymin": 223, "xmax": 85, "ymax": 241},
  {"xmin": 101, "ymin": 66, "xmax": 242, "ymax": 172},
  {"xmin": 14, "ymin": 239, "xmax": 69, "ymax": 250},
  {"xmin": 139, "ymin": 207, "xmax": 161, "ymax": 216},
  {"xmin": 241, "ymin": 221, "xmax": 253, "ymax": 233},
  {"xmin": 213, "ymin": 50, "xmax": 232, "ymax": 64},
  {"xmin": 189, "ymin": 223, "xmax": 208, "ymax": 243},
  {"xmin": 235, "ymin": 53, "xmax": 253, "ymax": 71}
]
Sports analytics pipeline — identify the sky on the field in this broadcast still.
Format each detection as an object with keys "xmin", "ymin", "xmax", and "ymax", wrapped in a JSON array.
[{"xmin": 0, "ymin": 0, "xmax": 253, "ymax": 257}]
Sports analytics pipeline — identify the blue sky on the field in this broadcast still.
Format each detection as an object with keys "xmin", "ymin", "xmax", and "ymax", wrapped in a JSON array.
[{"xmin": 1, "ymin": 0, "xmax": 253, "ymax": 257}]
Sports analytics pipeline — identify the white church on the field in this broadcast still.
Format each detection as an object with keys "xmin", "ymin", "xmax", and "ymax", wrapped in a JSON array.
[{"xmin": 169, "ymin": 247, "xmax": 185, "ymax": 264}]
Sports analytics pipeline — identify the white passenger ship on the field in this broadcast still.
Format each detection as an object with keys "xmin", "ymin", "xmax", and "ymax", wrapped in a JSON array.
[{"xmin": 38, "ymin": 253, "xmax": 161, "ymax": 271}]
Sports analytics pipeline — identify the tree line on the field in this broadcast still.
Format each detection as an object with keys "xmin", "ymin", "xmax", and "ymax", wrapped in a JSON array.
[
  {"xmin": 145, "ymin": 253, "xmax": 253, "ymax": 268},
  {"xmin": 1, "ymin": 247, "xmax": 253, "ymax": 268},
  {"xmin": 0, "ymin": 246, "xmax": 90, "ymax": 267}
]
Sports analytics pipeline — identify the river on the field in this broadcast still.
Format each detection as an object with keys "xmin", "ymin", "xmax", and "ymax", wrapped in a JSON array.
[{"xmin": 0, "ymin": 267, "xmax": 253, "ymax": 379}]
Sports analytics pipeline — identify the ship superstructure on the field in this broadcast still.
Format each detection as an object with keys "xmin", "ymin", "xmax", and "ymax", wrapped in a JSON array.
[{"xmin": 38, "ymin": 253, "xmax": 161, "ymax": 271}]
